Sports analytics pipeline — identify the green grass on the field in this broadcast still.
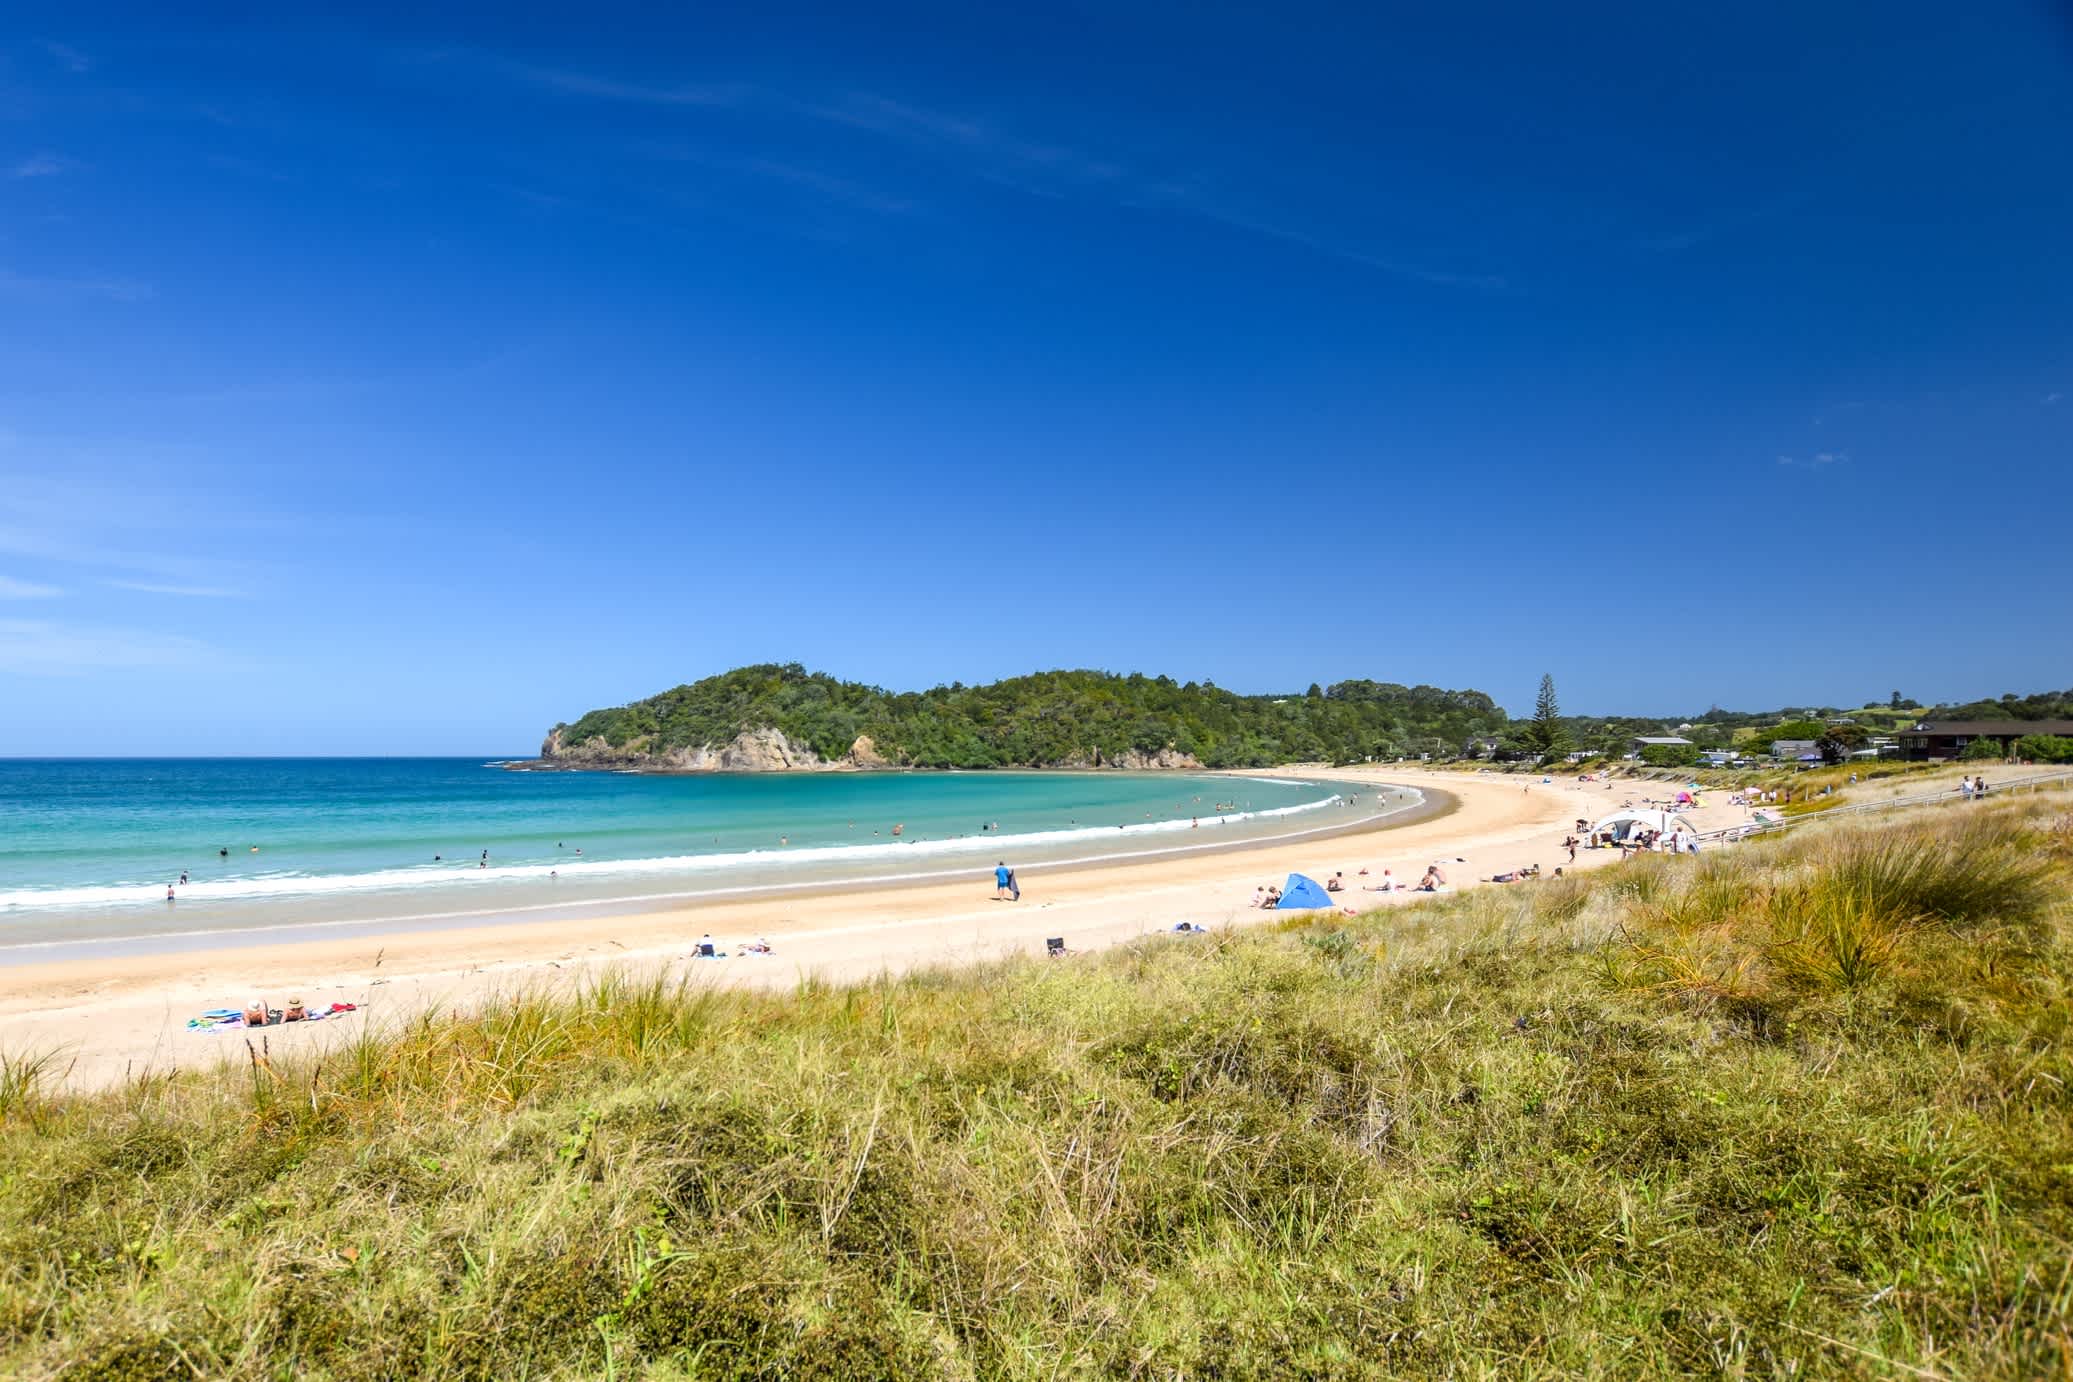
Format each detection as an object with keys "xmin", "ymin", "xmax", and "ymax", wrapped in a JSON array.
[{"xmin": 3, "ymin": 802, "xmax": 2071, "ymax": 1379}]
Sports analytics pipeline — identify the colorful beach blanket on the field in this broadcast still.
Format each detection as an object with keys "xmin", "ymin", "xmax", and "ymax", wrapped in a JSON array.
[{"xmin": 187, "ymin": 1003, "xmax": 359, "ymax": 1033}]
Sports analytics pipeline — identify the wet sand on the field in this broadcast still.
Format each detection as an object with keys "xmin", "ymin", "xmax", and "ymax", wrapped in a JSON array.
[{"xmin": 0, "ymin": 766, "xmax": 1790, "ymax": 1089}]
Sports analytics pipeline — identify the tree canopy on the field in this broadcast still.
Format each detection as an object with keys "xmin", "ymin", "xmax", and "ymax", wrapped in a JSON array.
[{"xmin": 549, "ymin": 664, "xmax": 1510, "ymax": 769}]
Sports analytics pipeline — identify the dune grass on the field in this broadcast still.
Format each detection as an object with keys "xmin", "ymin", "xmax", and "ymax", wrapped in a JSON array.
[{"xmin": 2, "ymin": 801, "xmax": 2070, "ymax": 1379}]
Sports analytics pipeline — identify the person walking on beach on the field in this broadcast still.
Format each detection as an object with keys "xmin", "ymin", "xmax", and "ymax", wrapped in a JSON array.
[{"xmin": 994, "ymin": 862, "xmax": 1013, "ymax": 900}]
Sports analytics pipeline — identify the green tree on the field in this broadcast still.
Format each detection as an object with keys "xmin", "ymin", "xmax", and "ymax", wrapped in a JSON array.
[
  {"xmin": 1816, "ymin": 723, "xmax": 1869, "ymax": 764},
  {"xmin": 1961, "ymin": 735, "xmax": 2006, "ymax": 762},
  {"xmin": 1889, "ymin": 690, "xmax": 1902, "ymax": 710},
  {"xmin": 1639, "ymin": 743, "xmax": 1701, "ymax": 768},
  {"xmin": 1519, "ymin": 673, "xmax": 1571, "ymax": 760},
  {"xmin": 1750, "ymin": 719, "xmax": 1830, "ymax": 751},
  {"xmin": 2011, "ymin": 734, "xmax": 2073, "ymax": 764}
]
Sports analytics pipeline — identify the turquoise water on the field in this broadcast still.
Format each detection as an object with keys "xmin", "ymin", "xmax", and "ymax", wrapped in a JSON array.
[{"xmin": 0, "ymin": 760, "xmax": 1416, "ymax": 956}]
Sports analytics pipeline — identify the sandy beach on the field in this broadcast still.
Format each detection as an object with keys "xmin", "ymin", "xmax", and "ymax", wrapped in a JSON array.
[{"xmin": 3, "ymin": 762, "xmax": 2052, "ymax": 1089}]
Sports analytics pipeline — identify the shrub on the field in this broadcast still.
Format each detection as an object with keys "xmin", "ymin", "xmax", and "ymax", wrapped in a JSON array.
[{"xmin": 2012, "ymin": 733, "xmax": 2073, "ymax": 764}]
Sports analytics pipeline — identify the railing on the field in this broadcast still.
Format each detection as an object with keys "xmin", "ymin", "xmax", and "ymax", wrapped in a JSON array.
[{"xmin": 1698, "ymin": 769, "xmax": 2073, "ymax": 843}]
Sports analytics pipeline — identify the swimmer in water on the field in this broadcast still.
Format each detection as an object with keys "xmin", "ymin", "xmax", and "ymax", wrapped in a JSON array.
[{"xmin": 166, "ymin": 884, "xmax": 175, "ymax": 902}]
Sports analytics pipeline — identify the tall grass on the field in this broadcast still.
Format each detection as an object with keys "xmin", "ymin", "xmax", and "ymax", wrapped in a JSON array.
[{"xmin": 0, "ymin": 799, "xmax": 2068, "ymax": 1379}]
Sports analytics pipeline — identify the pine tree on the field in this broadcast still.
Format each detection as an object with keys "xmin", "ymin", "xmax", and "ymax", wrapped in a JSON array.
[{"xmin": 1522, "ymin": 674, "xmax": 1570, "ymax": 759}]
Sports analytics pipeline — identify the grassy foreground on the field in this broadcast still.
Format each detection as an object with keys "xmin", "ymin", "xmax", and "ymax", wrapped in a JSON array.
[{"xmin": 4, "ymin": 803, "xmax": 2071, "ymax": 1379}]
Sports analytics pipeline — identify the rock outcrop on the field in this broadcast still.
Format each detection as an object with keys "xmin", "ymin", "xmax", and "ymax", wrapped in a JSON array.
[
  {"xmin": 529, "ymin": 726, "xmax": 1204, "ymax": 774},
  {"xmin": 1109, "ymin": 746, "xmax": 1206, "ymax": 771},
  {"xmin": 537, "ymin": 725, "xmax": 826, "ymax": 772},
  {"xmin": 844, "ymin": 735, "xmax": 890, "ymax": 769}
]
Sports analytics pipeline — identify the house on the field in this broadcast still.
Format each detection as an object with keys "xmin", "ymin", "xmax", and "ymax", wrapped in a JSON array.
[
  {"xmin": 1894, "ymin": 720, "xmax": 2073, "ymax": 761},
  {"xmin": 1769, "ymin": 739, "xmax": 1818, "ymax": 760},
  {"xmin": 1630, "ymin": 735, "xmax": 1693, "ymax": 754},
  {"xmin": 1461, "ymin": 736, "xmax": 1503, "ymax": 759}
]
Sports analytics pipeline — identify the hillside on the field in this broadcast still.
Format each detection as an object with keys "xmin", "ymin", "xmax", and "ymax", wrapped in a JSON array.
[
  {"xmin": 3, "ymin": 797, "xmax": 2067, "ymax": 1377},
  {"xmin": 541, "ymin": 664, "xmax": 1508, "ymax": 770}
]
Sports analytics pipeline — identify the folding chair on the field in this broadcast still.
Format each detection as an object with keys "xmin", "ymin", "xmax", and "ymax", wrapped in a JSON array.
[{"xmin": 1045, "ymin": 937, "xmax": 1071, "ymax": 958}]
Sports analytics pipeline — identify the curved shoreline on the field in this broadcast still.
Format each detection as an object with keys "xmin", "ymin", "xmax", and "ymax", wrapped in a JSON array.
[
  {"xmin": 0, "ymin": 777, "xmax": 1439, "ymax": 960},
  {"xmin": 1, "ymin": 768, "xmax": 1605, "ymax": 1092},
  {"xmin": 0, "ymin": 769, "xmax": 1346, "ymax": 919}
]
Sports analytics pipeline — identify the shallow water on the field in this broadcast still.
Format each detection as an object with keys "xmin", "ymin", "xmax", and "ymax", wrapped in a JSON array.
[{"xmin": 0, "ymin": 759, "xmax": 1417, "ymax": 956}]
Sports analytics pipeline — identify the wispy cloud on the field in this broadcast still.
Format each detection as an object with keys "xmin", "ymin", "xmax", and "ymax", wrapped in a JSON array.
[
  {"xmin": 462, "ymin": 55, "xmax": 1507, "ymax": 291},
  {"xmin": 0, "ymin": 269, "xmax": 153, "ymax": 303},
  {"xmin": 9, "ymin": 152, "xmax": 76, "ymax": 179},
  {"xmin": 105, "ymin": 579, "xmax": 244, "ymax": 598},
  {"xmin": 634, "ymin": 144, "xmax": 915, "ymax": 216},
  {"xmin": 1776, "ymin": 451, "xmax": 1848, "ymax": 467},
  {"xmin": 37, "ymin": 40, "xmax": 92, "ymax": 74},
  {"xmin": 817, "ymin": 94, "xmax": 1504, "ymax": 286},
  {"xmin": 2046, "ymin": 391, "xmax": 2064, "ymax": 406},
  {"xmin": 0, "ymin": 576, "xmax": 61, "ymax": 599},
  {"xmin": 813, "ymin": 93, "xmax": 1127, "ymax": 189},
  {"xmin": 1635, "ymin": 193, "xmax": 1813, "ymax": 255},
  {"xmin": 490, "ymin": 59, "xmax": 746, "ymax": 109},
  {"xmin": 1144, "ymin": 193, "xmax": 1508, "ymax": 290},
  {"xmin": 0, "ymin": 619, "xmax": 209, "ymax": 675}
]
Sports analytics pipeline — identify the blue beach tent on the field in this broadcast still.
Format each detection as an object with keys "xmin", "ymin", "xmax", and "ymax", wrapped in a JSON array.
[{"xmin": 1275, "ymin": 873, "xmax": 1333, "ymax": 909}]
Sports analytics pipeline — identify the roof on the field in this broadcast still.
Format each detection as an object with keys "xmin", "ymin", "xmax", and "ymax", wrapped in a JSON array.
[
  {"xmin": 1898, "ymin": 720, "xmax": 2073, "ymax": 738},
  {"xmin": 1632, "ymin": 736, "xmax": 1693, "ymax": 745}
]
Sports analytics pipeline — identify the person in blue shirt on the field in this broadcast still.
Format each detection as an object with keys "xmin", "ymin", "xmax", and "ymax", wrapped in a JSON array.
[{"xmin": 993, "ymin": 863, "xmax": 1021, "ymax": 900}]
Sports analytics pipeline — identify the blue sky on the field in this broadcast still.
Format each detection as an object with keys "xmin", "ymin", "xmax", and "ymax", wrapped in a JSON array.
[{"xmin": 2, "ymin": 3, "xmax": 2069, "ymax": 754}]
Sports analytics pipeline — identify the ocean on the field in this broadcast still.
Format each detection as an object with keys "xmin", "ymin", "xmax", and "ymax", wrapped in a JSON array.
[{"xmin": 0, "ymin": 759, "xmax": 1418, "ymax": 959}]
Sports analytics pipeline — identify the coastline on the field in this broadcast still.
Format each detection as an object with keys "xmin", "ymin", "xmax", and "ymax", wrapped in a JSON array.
[
  {"xmin": 0, "ymin": 766, "xmax": 1712, "ymax": 1090},
  {"xmin": 0, "ymin": 769, "xmax": 1400, "ymax": 956}
]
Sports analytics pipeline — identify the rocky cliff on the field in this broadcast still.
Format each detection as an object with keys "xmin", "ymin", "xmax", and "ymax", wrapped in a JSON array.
[
  {"xmin": 538, "ymin": 725, "xmax": 835, "ymax": 772},
  {"xmin": 528, "ymin": 726, "xmax": 1204, "ymax": 774}
]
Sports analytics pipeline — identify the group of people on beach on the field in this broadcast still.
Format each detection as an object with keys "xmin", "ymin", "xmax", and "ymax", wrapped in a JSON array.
[{"xmin": 691, "ymin": 934, "xmax": 772, "ymax": 959}]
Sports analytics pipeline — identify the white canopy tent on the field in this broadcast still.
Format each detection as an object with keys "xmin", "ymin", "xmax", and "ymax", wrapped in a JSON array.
[{"xmin": 1591, "ymin": 808, "xmax": 1697, "ymax": 841}]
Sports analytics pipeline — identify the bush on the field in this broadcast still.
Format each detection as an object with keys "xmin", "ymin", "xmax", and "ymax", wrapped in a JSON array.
[
  {"xmin": 1962, "ymin": 735, "xmax": 2007, "ymax": 761},
  {"xmin": 1639, "ymin": 743, "xmax": 1701, "ymax": 767},
  {"xmin": 2012, "ymin": 733, "xmax": 2073, "ymax": 764}
]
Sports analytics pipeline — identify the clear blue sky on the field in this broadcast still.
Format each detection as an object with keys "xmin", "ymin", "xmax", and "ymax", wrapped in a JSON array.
[{"xmin": 3, "ymin": 3, "xmax": 2070, "ymax": 754}]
